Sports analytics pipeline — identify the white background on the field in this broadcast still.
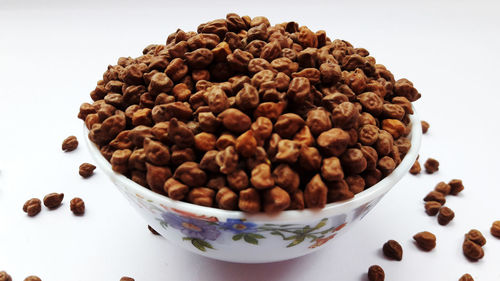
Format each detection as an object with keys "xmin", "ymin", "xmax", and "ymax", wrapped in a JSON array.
[{"xmin": 1, "ymin": 0, "xmax": 500, "ymax": 280}]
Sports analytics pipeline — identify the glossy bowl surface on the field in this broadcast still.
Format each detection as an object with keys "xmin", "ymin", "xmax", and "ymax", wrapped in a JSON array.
[{"xmin": 85, "ymin": 112, "xmax": 421, "ymax": 263}]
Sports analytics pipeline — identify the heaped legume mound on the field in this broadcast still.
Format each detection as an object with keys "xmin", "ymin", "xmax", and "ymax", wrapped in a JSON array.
[{"xmin": 78, "ymin": 14, "xmax": 421, "ymax": 213}]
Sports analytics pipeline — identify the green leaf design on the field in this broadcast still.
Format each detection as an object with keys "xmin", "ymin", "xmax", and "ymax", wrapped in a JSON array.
[
  {"xmin": 270, "ymin": 231, "xmax": 286, "ymax": 239},
  {"xmin": 312, "ymin": 218, "xmax": 328, "ymax": 230},
  {"xmin": 287, "ymin": 237, "xmax": 305, "ymax": 247},
  {"xmin": 284, "ymin": 235, "xmax": 299, "ymax": 240},
  {"xmin": 263, "ymin": 223, "xmax": 296, "ymax": 227},
  {"xmin": 191, "ymin": 239, "xmax": 206, "ymax": 252},
  {"xmin": 243, "ymin": 234, "xmax": 259, "ymax": 245},
  {"xmin": 320, "ymin": 227, "xmax": 335, "ymax": 235},
  {"xmin": 232, "ymin": 233, "xmax": 244, "ymax": 241},
  {"xmin": 183, "ymin": 238, "xmax": 214, "ymax": 252},
  {"xmin": 150, "ymin": 205, "xmax": 163, "ymax": 213},
  {"xmin": 196, "ymin": 239, "xmax": 214, "ymax": 249},
  {"xmin": 156, "ymin": 218, "xmax": 168, "ymax": 230},
  {"xmin": 252, "ymin": 233, "xmax": 265, "ymax": 239},
  {"xmin": 306, "ymin": 234, "xmax": 318, "ymax": 240}
]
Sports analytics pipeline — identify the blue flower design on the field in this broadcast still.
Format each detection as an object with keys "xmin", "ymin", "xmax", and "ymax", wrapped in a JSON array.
[
  {"xmin": 161, "ymin": 212, "xmax": 221, "ymax": 241},
  {"xmin": 219, "ymin": 219, "xmax": 258, "ymax": 234}
]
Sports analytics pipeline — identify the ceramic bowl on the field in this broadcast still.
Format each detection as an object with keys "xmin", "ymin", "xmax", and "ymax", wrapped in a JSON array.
[{"xmin": 85, "ymin": 112, "xmax": 421, "ymax": 263}]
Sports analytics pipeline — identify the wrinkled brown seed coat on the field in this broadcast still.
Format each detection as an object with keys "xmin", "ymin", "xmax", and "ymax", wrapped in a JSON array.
[
  {"xmin": 79, "ymin": 163, "xmax": 96, "ymax": 178},
  {"xmin": 62, "ymin": 135, "xmax": 78, "ymax": 151},
  {"xmin": 413, "ymin": 231, "xmax": 436, "ymax": 251},
  {"xmin": 491, "ymin": 221, "xmax": 500, "ymax": 238},
  {"xmin": 0, "ymin": 271, "xmax": 12, "ymax": 281},
  {"xmin": 23, "ymin": 198, "xmax": 42, "ymax": 217},
  {"xmin": 459, "ymin": 274, "xmax": 474, "ymax": 281},
  {"xmin": 367, "ymin": 265, "xmax": 385, "ymax": 281},
  {"xmin": 79, "ymin": 14, "xmax": 421, "ymax": 212},
  {"xmin": 382, "ymin": 240, "xmax": 403, "ymax": 261},
  {"xmin": 70, "ymin": 197, "xmax": 85, "ymax": 215},
  {"xmin": 437, "ymin": 206, "xmax": 455, "ymax": 225},
  {"xmin": 43, "ymin": 193, "xmax": 64, "ymax": 209}
]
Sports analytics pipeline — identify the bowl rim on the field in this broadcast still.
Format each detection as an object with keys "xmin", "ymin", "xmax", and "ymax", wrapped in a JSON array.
[{"xmin": 85, "ymin": 109, "xmax": 421, "ymax": 223}]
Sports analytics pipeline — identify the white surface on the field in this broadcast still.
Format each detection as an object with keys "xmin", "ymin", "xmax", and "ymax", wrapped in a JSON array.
[{"xmin": 1, "ymin": 0, "xmax": 499, "ymax": 280}]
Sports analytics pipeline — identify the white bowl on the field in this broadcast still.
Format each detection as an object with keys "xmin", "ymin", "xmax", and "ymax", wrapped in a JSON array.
[{"xmin": 85, "ymin": 112, "xmax": 421, "ymax": 263}]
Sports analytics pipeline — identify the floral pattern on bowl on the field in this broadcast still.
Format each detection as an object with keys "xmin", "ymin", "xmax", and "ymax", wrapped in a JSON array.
[
  {"xmin": 120, "ymin": 187, "xmax": 354, "ymax": 253},
  {"xmin": 158, "ymin": 210, "xmax": 347, "ymax": 252}
]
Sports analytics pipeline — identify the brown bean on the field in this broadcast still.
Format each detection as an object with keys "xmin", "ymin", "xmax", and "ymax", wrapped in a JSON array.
[
  {"xmin": 188, "ymin": 187, "xmax": 215, "ymax": 207},
  {"xmin": 62, "ymin": 135, "xmax": 78, "ymax": 152},
  {"xmin": 489, "ymin": 220, "xmax": 500, "ymax": 238},
  {"xmin": 424, "ymin": 201, "xmax": 442, "ymax": 216},
  {"xmin": 465, "ymin": 229, "xmax": 486, "ymax": 246},
  {"xmin": 274, "ymin": 113, "xmax": 305, "ymax": 139},
  {"xmin": 448, "ymin": 179, "xmax": 464, "ymax": 195},
  {"xmin": 413, "ymin": 231, "xmax": 436, "ymax": 251},
  {"xmin": 437, "ymin": 207, "xmax": 455, "ymax": 226},
  {"xmin": 263, "ymin": 186, "xmax": 291, "ymax": 213},
  {"xmin": 272, "ymin": 164, "xmax": 300, "ymax": 193},
  {"xmin": 275, "ymin": 140, "xmax": 301, "ymax": 163},
  {"xmin": 43, "ymin": 193, "xmax": 64, "ymax": 209},
  {"xmin": 219, "ymin": 108, "xmax": 251, "ymax": 133},
  {"xmin": 238, "ymin": 188, "xmax": 261, "ymax": 213},
  {"xmin": 216, "ymin": 187, "xmax": 238, "ymax": 210},
  {"xmin": 462, "ymin": 239, "xmax": 484, "ymax": 261},
  {"xmin": 216, "ymin": 146, "xmax": 239, "ymax": 174},
  {"xmin": 173, "ymin": 162, "xmax": 206, "ymax": 187},
  {"xmin": 423, "ymin": 191, "xmax": 446, "ymax": 205},
  {"xmin": 23, "ymin": 198, "xmax": 41, "ymax": 217},
  {"xmin": 317, "ymin": 128, "xmax": 350, "ymax": 156},
  {"xmin": 304, "ymin": 174, "xmax": 328, "ymax": 208},
  {"xmin": 164, "ymin": 178, "xmax": 189, "ymax": 200},
  {"xmin": 79, "ymin": 163, "xmax": 96, "ymax": 178},
  {"xmin": 235, "ymin": 130, "xmax": 257, "ymax": 158},
  {"xmin": 383, "ymin": 240, "xmax": 403, "ymax": 261},
  {"xmin": 70, "ymin": 197, "xmax": 85, "ymax": 215},
  {"xmin": 424, "ymin": 158, "xmax": 439, "ymax": 174},
  {"xmin": 459, "ymin": 274, "xmax": 474, "ymax": 281}
]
